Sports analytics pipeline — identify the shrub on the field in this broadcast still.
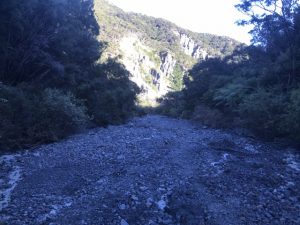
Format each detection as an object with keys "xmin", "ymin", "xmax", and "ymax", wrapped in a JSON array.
[
  {"xmin": 28, "ymin": 89, "xmax": 89, "ymax": 143},
  {"xmin": 0, "ymin": 85, "xmax": 31, "ymax": 149},
  {"xmin": 75, "ymin": 77, "xmax": 138, "ymax": 126},
  {"xmin": 282, "ymin": 88, "xmax": 300, "ymax": 141},
  {"xmin": 0, "ymin": 85, "xmax": 89, "ymax": 151},
  {"xmin": 157, "ymin": 92, "xmax": 186, "ymax": 117},
  {"xmin": 237, "ymin": 88, "xmax": 287, "ymax": 137},
  {"xmin": 192, "ymin": 105, "xmax": 228, "ymax": 128},
  {"xmin": 213, "ymin": 81, "xmax": 249, "ymax": 110}
]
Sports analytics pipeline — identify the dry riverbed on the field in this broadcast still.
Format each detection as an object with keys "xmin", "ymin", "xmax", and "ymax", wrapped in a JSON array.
[{"xmin": 0, "ymin": 115, "xmax": 299, "ymax": 225}]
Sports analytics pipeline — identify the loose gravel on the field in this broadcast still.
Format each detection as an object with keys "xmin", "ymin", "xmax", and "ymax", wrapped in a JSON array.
[{"xmin": 0, "ymin": 115, "xmax": 299, "ymax": 225}]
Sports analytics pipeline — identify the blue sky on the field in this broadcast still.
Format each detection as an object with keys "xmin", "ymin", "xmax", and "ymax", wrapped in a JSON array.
[{"xmin": 108, "ymin": 0, "xmax": 252, "ymax": 44}]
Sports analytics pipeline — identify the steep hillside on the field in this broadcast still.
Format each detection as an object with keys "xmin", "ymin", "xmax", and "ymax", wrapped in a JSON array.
[{"xmin": 94, "ymin": 0, "xmax": 241, "ymax": 104}]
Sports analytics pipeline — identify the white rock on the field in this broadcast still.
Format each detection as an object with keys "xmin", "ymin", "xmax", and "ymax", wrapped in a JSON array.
[
  {"xmin": 121, "ymin": 219, "xmax": 129, "ymax": 225},
  {"xmin": 157, "ymin": 199, "xmax": 167, "ymax": 210},
  {"xmin": 119, "ymin": 203, "xmax": 126, "ymax": 210},
  {"xmin": 131, "ymin": 195, "xmax": 139, "ymax": 201}
]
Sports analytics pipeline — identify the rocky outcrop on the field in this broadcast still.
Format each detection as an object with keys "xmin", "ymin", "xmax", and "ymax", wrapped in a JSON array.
[
  {"xmin": 150, "ymin": 69, "xmax": 160, "ymax": 86},
  {"xmin": 159, "ymin": 51, "xmax": 176, "ymax": 77},
  {"xmin": 108, "ymin": 32, "xmax": 210, "ymax": 104},
  {"xmin": 179, "ymin": 33, "xmax": 196, "ymax": 56},
  {"xmin": 193, "ymin": 47, "xmax": 208, "ymax": 60},
  {"xmin": 178, "ymin": 32, "xmax": 208, "ymax": 60},
  {"xmin": 96, "ymin": 0, "xmax": 241, "ymax": 105},
  {"xmin": 109, "ymin": 32, "xmax": 207, "ymax": 104},
  {"xmin": 119, "ymin": 34, "xmax": 174, "ymax": 102},
  {"xmin": 119, "ymin": 35, "xmax": 155, "ymax": 100}
]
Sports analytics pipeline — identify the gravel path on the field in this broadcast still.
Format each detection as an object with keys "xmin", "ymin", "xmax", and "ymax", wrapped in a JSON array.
[{"xmin": 0, "ymin": 115, "xmax": 299, "ymax": 225}]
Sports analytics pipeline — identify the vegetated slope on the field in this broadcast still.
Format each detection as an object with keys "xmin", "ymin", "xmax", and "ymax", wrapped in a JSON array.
[
  {"xmin": 94, "ymin": 0, "xmax": 241, "ymax": 104},
  {"xmin": 159, "ymin": 1, "xmax": 300, "ymax": 142},
  {"xmin": 1, "ymin": 115, "xmax": 299, "ymax": 224},
  {"xmin": 0, "ymin": 0, "xmax": 139, "ymax": 151}
]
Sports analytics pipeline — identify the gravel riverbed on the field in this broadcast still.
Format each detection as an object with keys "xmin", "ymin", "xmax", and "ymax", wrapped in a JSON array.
[{"xmin": 0, "ymin": 115, "xmax": 299, "ymax": 225}]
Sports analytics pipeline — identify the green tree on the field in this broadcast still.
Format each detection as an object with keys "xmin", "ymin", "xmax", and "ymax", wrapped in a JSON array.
[
  {"xmin": 0, "ymin": 0, "xmax": 101, "ymax": 85},
  {"xmin": 0, "ymin": 0, "xmax": 139, "ymax": 151},
  {"xmin": 236, "ymin": 0, "xmax": 300, "ymax": 86}
]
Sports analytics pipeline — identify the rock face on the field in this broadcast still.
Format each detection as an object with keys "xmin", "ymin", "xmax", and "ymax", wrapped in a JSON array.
[
  {"xmin": 193, "ymin": 47, "xmax": 208, "ymax": 60},
  {"xmin": 159, "ymin": 51, "xmax": 176, "ymax": 77},
  {"xmin": 118, "ymin": 33, "xmax": 210, "ymax": 103},
  {"xmin": 179, "ymin": 33, "xmax": 208, "ymax": 59},
  {"xmin": 95, "ymin": 0, "xmax": 241, "ymax": 105},
  {"xmin": 179, "ymin": 33, "xmax": 196, "ymax": 56},
  {"xmin": 106, "ymin": 32, "xmax": 211, "ymax": 104},
  {"xmin": 119, "ymin": 34, "xmax": 177, "ymax": 103}
]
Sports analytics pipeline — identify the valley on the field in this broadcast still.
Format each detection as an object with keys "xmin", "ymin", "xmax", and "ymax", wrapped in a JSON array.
[
  {"xmin": 94, "ymin": 0, "xmax": 240, "ymax": 104},
  {"xmin": 1, "ymin": 1, "xmax": 300, "ymax": 224}
]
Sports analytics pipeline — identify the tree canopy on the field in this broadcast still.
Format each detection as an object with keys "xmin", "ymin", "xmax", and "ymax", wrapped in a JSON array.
[{"xmin": 0, "ymin": 0, "xmax": 139, "ymax": 150}]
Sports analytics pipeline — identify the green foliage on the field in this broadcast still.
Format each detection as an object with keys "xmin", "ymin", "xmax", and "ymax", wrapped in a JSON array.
[
  {"xmin": 0, "ymin": 85, "xmax": 30, "ymax": 149},
  {"xmin": 94, "ymin": 0, "xmax": 241, "ymax": 89},
  {"xmin": 157, "ymin": 92, "xmax": 186, "ymax": 117},
  {"xmin": 161, "ymin": 13, "xmax": 300, "ymax": 141},
  {"xmin": 282, "ymin": 88, "xmax": 300, "ymax": 140},
  {"xmin": 237, "ymin": 88, "xmax": 287, "ymax": 137},
  {"xmin": 144, "ymin": 50, "xmax": 161, "ymax": 67},
  {"xmin": 0, "ymin": 0, "xmax": 139, "ymax": 151},
  {"xmin": 236, "ymin": 0, "xmax": 300, "ymax": 86},
  {"xmin": 178, "ymin": 40, "xmax": 300, "ymax": 141},
  {"xmin": 213, "ymin": 81, "xmax": 250, "ymax": 109},
  {"xmin": 34, "ymin": 89, "xmax": 89, "ymax": 140},
  {"xmin": 0, "ymin": 85, "xmax": 89, "ymax": 150},
  {"xmin": 0, "ymin": 0, "xmax": 101, "ymax": 85},
  {"xmin": 75, "ymin": 61, "xmax": 139, "ymax": 126},
  {"xmin": 191, "ymin": 105, "xmax": 227, "ymax": 128},
  {"xmin": 100, "ymin": 0, "xmax": 241, "ymax": 56},
  {"xmin": 171, "ymin": 64, "xmax": 184, "ymax": 91}
]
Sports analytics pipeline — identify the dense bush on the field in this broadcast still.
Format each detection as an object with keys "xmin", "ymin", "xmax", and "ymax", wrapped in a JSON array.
[
  {"xmin": 0, "ymin": 85, "xmax": 31, "ymax": 149},
  {"xmin": 160, "ymin": 1, "xmax": 300, "ymax": 142},
  {"xmin": 31, "ymin": 89, "xmax": 89, "ymax": 141},
  {"xmin": 0, "ymin": 85, "xmax": 90, "ymax": 150},
  {"xmin": 0, "ymin": 0, "xmax": 139, "ymax": 152},
  {"xmin": 75, "ymin": 62, "xmax": 139, "ymax": 126},
  {"xmin": 163, "ymin": 45, "xmax": 300, "ymax": 141},
  {"xmin": 156, "ymin": 92, "xmax": 186, "ymax": 117},
  {"xmin": 237, "ymin": 88, "xmax": 287, "ymax": 137},
  {"xmin": 191, "ymin": 105, "xmax": 226, "ymax": 128},
  {"xmin": 282, "ymin": 88, "xmax": 300, "ymax": 140}
]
